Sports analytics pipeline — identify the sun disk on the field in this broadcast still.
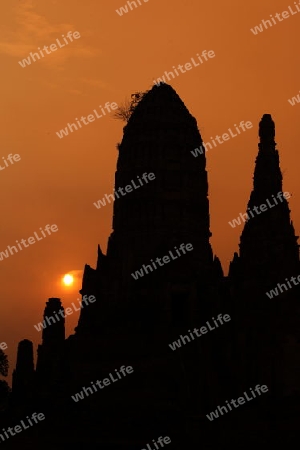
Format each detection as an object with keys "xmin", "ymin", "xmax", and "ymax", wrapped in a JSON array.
[{"xmin": 63, "ymin": 274, "xmax": 74, "ymax": 286}]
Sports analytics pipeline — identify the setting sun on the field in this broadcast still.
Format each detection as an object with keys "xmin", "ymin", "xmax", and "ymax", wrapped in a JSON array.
[{"xmin": 63, "ymin": 274, "xmax": 74, "ymax": 286}]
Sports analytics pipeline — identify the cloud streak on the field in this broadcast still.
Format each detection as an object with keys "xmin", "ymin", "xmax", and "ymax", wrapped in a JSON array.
[{"xmin": 0, "ymin": 0, "xmax": 98, "ymax": 67}]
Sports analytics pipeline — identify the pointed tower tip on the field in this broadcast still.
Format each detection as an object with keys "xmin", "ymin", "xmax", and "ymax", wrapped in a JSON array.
[
  {"xmin": 152, "ymin": 81, "xmax": 171, "ymax": 89},
  {"xmin": 96, "ymin": 244, "xmax": 106, "ymax": 271},
  {"xmin": 127, "ymin": 82, "xmax": 193, "ymax": 127},
  {"xmin": 259, "ymin": 114, "xmax": 275, "ymax": 141},
  {"xmin": 261, "ymin": 114, "xmax": 273, "ymax": 120}
]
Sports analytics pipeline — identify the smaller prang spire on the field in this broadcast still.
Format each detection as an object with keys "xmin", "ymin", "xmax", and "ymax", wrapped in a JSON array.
[
  {"xmin": 253, "ymin": 114, "xmax": 282, "ymax": 196},
  {"xmin": 234, "ymin": 114, "xmax": 299, "ymax": 282},
  {"xmin": 42, "ymin": 298, "xmax": 65, "ymax": 345},
  {"xmin": 12, "ymin": 339, "xmax": 35, "ymax": 399}
]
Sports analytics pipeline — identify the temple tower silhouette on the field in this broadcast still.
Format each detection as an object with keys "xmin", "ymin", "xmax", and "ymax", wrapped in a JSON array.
[
  {"xmin": 12, "ymin": 339, "xmax": 35, "ymax": 404},
  {"xmin": 229, "ymin": 114, "xmax": 300, "ymax": 399},
  {"xmin": 232, "ymin": 114, "xmax": 299, "ymax": 285},
  {"xmin": 36, "ymin": 298, "xmax": 65, "ymax": 399},
  {"xmin": 76, "ymin": 84, "xmax": 221, "ymax": 338},
  {"xmin": 64, "ymin": 84, "xmax": 225, "ymax": 447}
]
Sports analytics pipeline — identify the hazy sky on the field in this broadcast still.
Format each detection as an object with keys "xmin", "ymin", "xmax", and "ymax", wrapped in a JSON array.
[{"xmin": 1, "ymin": 0, "xmax": 300, "ymax": 383}]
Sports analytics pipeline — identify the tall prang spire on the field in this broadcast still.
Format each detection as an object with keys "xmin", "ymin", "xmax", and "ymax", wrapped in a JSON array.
[
  {"xmin": 71, "ymin": 85, "xmax": 226, "ymax": 426},
  {"xmin": 75, "ymin": 83, "xmax": 223, "ymax": 337},
  {"xmin": 106, "ymin": 83, "xmax": 214, "ymax": 285}
]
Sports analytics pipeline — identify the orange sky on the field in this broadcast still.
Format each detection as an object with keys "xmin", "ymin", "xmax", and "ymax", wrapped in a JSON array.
[{"xmin": 1, "ymin": 0, "xmax": 300, "ymax": 383}]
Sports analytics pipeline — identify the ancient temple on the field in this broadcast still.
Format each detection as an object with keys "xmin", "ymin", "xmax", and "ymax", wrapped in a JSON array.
[{"xmin": 10, "ymin": 84, "xmax": 300, "ymax": 448}]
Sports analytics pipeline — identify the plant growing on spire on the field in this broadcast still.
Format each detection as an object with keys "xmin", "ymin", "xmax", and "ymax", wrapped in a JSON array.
[{"xmin": 113, "ymin": 91, "xmax": 148, "ymax": 122}]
